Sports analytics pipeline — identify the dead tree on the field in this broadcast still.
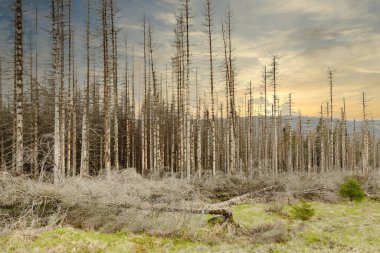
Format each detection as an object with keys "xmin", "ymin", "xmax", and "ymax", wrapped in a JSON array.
[
  {"xmin": 184, "ymin": 0, "xmax": 191, "ymax": 179},
  {"xmin": 58, "ymin": 0, "xmax": 66, "ymax": 177},
  {"xmin": 341, "ymin": 99, "xmax": 347, "ymax": 171},
  {"xmin": 287, "ymin": 93, "xmax": 293, "ymax": 173},
  {"xmin": 51, "ymin": 0, "xmax": 61, "ymax": 183},
  {"xmin": 130, "ymin": 46, "xmax": 136, "ymax": 168},
  {"xmin": 203, "ymin": 0, "xmax": 216, "ymax": 176},
  {"xmin": 141, "ymin": 16, "xmax": 147, "ymax": 175},
  {"xmin": 67, "ymin": 0, "xmax": 73, "ymax": 176},
  {"xmin": 71, "ymin": 34, "xmax": 77, "ymax": 176},
  {"xmin": 80, "ymin": 0, "xmax": 90, "ymax": 177},
  {"xmin": 327, "ymin": 67, "xmax": 334, "ymax": 171},
  {"xmin": 319, "ymin": 105, "xmax": 325, "ymax": 173},
  {"xmin": 270, "ymin": 55, "xmax": 279, "ymax": 174},
  {"xmin": 102, "ymin": 0, "xmax": 111, "ymax": 177},
  {"xmin": 0, "ymin": 57, "xmax": 2, "ymax": 111},
  {"xmin": 261, "ymin": 66, "xmax": 268, "ymax": 174},
  {"xmin": 224, "ymin": 5, "xmax": 236, "ymax": 174},
  {"xmin": 362, "ymin": 92, "xmax": 369, "ymax": 173},
  {"xmin": 32, "ymin": 1, "xmax": 40, "ymax": 177},
  {"xmin": 110, "ymin": 0, "xmax": 119, "ymax": 171},
  {"xmin": 195, "ymin": 68, "xmax": 202, "ymax": 177},
  {"xmin": 0, "ymin": 57, "xmax": 4, "ymax": 171},
  {"xmin": 124, "ymin": 36, "xmax": 130, "ymax": 168},
  {"xmin": 14, "ymin": 0, "xmax": 24, "ymax": 173}
]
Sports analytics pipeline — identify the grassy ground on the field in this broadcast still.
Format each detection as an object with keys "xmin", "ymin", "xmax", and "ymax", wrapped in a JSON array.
[{"xmin": 1, "ymin": 200, "xmax": 379, "ymax": 253}]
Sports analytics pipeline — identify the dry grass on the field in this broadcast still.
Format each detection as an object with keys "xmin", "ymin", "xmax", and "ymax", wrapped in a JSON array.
[
  {"xmin": 197, "ymin": 171, "xmax": 380, "ymax": 204},
  {"xmin": 1, "ymin": 169, "xmax": 379, "ymax": 238},
  {"xmin": 0, "ymin": 169, "xmax": 203, "ymax": 235}
]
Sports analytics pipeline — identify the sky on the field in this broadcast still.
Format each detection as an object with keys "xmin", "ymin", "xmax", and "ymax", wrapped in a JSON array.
[{"xmin": 0, "ymin": 0, "xmax": 379, "ymax": 119}]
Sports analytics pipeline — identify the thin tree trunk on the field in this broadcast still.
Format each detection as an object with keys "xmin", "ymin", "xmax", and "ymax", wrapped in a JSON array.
[
  {"xmin": 362, "ymin": 92, "xmax": 369, "ymax": 173},
  {"xmin": 102, "ymin": 0, "xmax": 111, "ymax": 177},
  {"xmin": 15, "ymin": 0, "xmax": 24, "ymax": 174},
  {"xmin": 80, "ymin": 0, "xmax": 90, "ymax": 177},
  {"xmin": 110, "ymin": 0, "xmax": 119, "ymax": 171},
  {"xmin": 204, "ymin": 0, "xmax": 216, "ymax": 176}
]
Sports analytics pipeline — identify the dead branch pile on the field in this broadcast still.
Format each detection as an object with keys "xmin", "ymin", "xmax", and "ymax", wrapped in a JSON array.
[
  {"xmin": 1, "ymin": 170, "xmax": 379, "ymax": 234},
  {"xmin": 0, "ymin": 169, "xmax": 203, "ymax": 233},
  {"xmin": 198, "ymin": 172, "xmax": 380, "ymax": 204}
]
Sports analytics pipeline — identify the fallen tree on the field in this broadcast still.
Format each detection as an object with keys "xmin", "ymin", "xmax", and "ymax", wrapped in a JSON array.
[{"xmin": 1, "ymin": 170, "xmax": 379, "ymax": 233}]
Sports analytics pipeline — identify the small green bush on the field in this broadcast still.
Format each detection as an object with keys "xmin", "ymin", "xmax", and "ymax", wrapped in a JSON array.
[
  {"xmin": 290, "ymin": 201, "xmax": 315, "ymax": 221},
  {"xmin": 339, "ymin": 178, "xmax": 365, "ymax": 201}
]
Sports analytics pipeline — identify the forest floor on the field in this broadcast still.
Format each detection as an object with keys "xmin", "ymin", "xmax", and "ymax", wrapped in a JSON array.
[
  {"xmin": 1, "ymin": 200, "xmax": 379, "ymax": 253},
  {"xmin": 1, "ymin": 171, "xmax": 379, "ymax": 252}
]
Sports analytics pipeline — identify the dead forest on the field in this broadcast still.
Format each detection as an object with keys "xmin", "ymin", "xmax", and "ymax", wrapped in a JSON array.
[{"xmin": 0, "ymin": 0, "xmax": 379, "ymax": 184}]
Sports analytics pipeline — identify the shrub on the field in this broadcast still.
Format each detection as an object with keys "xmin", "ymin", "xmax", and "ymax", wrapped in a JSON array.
[
  {"xmin": 289, "ymin": 201, "xmax": 315, "ymax": 221},
  {"xmin": 339, "ymin": 178, "xmax": 365, "ymax": 201}
]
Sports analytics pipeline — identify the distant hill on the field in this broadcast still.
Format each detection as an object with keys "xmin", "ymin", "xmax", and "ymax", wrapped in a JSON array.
[{"xmin": 285, "ymin": 117, "xmax": 380, "ymax": 137}]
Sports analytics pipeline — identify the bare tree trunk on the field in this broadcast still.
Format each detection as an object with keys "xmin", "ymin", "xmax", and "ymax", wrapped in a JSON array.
[
  {"xmin": 328, "ymin": 68, "xmax": 334, "ymax": 171},
  {"xmin": 125, "ymin": 36, "xmax": 130, "ymax": 168},
  {"xmin": 0, "ymin": 58, "xmax": 4, "ymax": 171},
  {"xmin": 228, "ymin": 10, "xmax": 235, "ymax": 174},
  {"xmin": 204, "ymin": 0, "xmax": 216, "ymax": 176},
  {"xmin": 0, "ymin": 57, "xmax": 2, "ymax": 111},
  {"xmin": 222, "ymin": 20, "xmax": 230, "ymax": 174},
  {"xmin": 287, "ymin": 93, "xmax": 293, "ymax": 173},
  {"xmin": 195, "ymin": 69, "xmax": 202, "ymax": 178},
  {"xmin": 52, "ymin": 0, "xmax": 61, "ymax": 183},
  {"xmin": 224, "ymin": 6, "xmax": 236, "ymax": 174},
  {"xmin": 110, "ymin": 0, "xmax": 119, "ymax": 171},
  {"xmin": 142, "ymin": 16, "xmax": 147, "ymax": 175},
  {"xmin": 271, "ymin": 56, "xmax": 279, "ymax": 175},
  {"xmin": 248, "ymin": 81, "xmax": 253, "ymax": 176},
  {"xmin": 58, "ymin": 0, "xmax": 66, "ymax": 178},
  {"xmin": 33, "ymin": 1, "xmax": 39, "ymax": 177},
  {"xmin": 29, "ymin": 30, "xmax": 36, "ymax": 176},
  {"xmin": 1, "ymin": 132, "xmax": 5, "ymax": 171},
  {"xmin": 320, "ymin": 105, "xmax": 325, "ymax": 173},
  {"xmin": 67, "ymin": 0, "xmax": 72, "ymax": 176},
  {"xmin": 184, "ymin": 0, "xmax": 191, "ymax": 180},
  {"xmin": 372, "ymin": 118, "xmax": 376, "ymax": 171},
  {"xmin": 15, "ymin": 0, "xmax": 24, "ymax": 173},
  {"xmin": 71, "ymin": 38, "xmax": 77, "ymax": 176},
  {"xmin": 80, "ymin": 0, "xmax": 90, "ymax": 177},
  {"xmin": 341, "ymin": 100, "xmax": 347, "ymax": 171},
  {"xmin": 307, "ymin": 119, "xmax": 312, "ymax": 173},
  {"xmin": 263, "ymin": 67, "xmax": 268, "ymax": 174},
  {"xmin": 130, "ymin": 47, "xmax": 136, "ymax": 168},
  {"xmin": 102, "ymin": 0, "xmax": 111, "ymax": 177},
  {"xmin": 362, "ymin": 92, "xmax": 369, "ymax": 174}
]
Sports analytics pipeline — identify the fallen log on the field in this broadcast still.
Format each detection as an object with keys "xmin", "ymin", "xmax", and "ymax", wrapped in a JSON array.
[
  {"xmin": 111, "ymin": 185, "xmax": 280, "ymax": 223},
  {"xmin": 211, "ymin": 185, "xmax": 279, "ymax": 209},
  {"xmin": 155, "ymin": 206, "xmax": 233, "ymax": 222},
  {"xmin": 104, "ymin": 202, "xmax": 234, "ymax": 222}
]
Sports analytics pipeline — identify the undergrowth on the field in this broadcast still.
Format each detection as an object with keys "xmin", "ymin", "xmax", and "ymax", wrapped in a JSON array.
[{"xmin": 0, "ymin": 170, "xmax": 379, "ymax": 239}]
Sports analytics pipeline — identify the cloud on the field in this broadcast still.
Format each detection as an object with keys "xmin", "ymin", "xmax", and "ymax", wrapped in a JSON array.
[
  {"xmin": 154, "ymin": 12, "xmax": 176, "ymax": 26},
  {"xmin": 0, "ymin": 0, "xmax": 379, "ymax": 119}
]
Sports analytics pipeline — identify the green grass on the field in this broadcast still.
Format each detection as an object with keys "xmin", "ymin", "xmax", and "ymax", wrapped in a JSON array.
[
  {"xmin": 1, "ymin": 201, "xmax": 379, "ymax": 252},
  {"xmin": 232, "ymin": 203, "xmax": 284, "ymax": 227}
]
